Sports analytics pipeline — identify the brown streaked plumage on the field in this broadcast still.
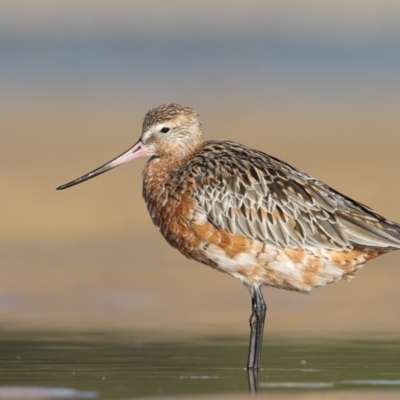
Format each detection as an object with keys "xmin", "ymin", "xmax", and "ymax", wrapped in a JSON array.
[{"xmin": 57, "ymin": 103, "xmax": 400, "ymax": 384}]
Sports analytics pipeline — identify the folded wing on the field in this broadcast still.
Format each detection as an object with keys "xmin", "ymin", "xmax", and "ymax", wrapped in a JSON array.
[{"xmin": 185, "ymin": 141, "xmax": 400, "ymax": 251}]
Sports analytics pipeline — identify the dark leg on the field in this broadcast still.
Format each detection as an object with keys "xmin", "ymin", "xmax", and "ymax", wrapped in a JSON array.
[{"xmin": 246, "ymin": 285, "xmax": 267, "ymax": 370}]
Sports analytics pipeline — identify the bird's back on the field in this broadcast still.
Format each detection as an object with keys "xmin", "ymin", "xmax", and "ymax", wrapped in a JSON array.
[{"xmin": 143, "ymin": 140, "xmax": 400, "ymax": 292}]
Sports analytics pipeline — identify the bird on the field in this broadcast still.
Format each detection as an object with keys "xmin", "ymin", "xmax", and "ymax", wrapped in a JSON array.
[{"xmin": 57, "ymin": 103, "xmax": 400, "ymax": 372}]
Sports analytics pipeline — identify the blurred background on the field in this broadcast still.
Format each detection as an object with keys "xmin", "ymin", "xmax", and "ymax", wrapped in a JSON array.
[{"xmin": 2, "ymin": 0, "xmax": 400, "ymax": 338}]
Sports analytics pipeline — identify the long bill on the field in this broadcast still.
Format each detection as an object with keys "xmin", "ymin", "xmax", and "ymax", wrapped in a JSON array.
[{"xmin": 56, "ymin": 140, "xmax": 148, "ymax": 190}]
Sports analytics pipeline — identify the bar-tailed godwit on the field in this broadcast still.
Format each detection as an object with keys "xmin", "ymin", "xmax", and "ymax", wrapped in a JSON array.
[{"xmin": 57, "ymin": 103, "xmax": 400, "ymax": 372}]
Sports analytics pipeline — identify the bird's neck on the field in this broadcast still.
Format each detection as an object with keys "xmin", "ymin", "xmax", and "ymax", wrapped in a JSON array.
[
  {"xmin": 142, "ymin": 143, "xmax": 203, "ymax": 202},
  {"xmin": 142, "ymin": 156, "xmax": 176, "ymax": 197}
]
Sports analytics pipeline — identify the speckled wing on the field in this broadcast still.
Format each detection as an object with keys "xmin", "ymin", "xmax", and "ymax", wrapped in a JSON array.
[{"xmin": 186, "ymin": 141, "xmax": 400, "ymax": 251}]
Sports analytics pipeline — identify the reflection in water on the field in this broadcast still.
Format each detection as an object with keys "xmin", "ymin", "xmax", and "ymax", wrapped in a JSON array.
[
  {"xmin": 0, "ymin": 333, "xmax": 400, "ymax": 399},
  {"xmin": 247, "ymin": 368, "xmax": 260, "ymax": 395}
]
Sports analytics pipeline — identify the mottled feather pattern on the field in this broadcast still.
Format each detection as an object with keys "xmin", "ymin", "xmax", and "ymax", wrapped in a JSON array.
[
  {"xmin": 143, "ymin": 138, "xmax": 400, "ymax": 291},
  {"xmin": 184, "ymin": 140, "xmax": 400, "ymax": 251}
]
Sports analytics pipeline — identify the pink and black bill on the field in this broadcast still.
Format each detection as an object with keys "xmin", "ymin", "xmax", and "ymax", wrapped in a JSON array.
[{"xmin": 56, "ymin": 140, "xmax": 148, "ymax": 190}]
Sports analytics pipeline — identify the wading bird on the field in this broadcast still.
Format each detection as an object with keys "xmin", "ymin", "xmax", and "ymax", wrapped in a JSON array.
[{"xmin": 57, "ymin": 103, "xmax": 400, "ymax": 375}]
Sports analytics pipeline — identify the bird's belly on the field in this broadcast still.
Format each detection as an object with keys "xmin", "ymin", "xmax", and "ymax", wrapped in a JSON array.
[
  {"xmin": 158, "ymin": 213, "xmax": 385, "ymax": 293},
  {"xmin": 202, "ymin": 242, "xmax": 384, "ymax": 292}
]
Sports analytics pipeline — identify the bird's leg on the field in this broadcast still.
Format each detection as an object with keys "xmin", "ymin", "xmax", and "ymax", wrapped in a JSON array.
[
  {"xmin": 246, "ymin": 285, "xmax": 267, "ymax": 370},
  {"xmin": 247, "ymin": 289, "xmax": 258, "ymax": 370}
]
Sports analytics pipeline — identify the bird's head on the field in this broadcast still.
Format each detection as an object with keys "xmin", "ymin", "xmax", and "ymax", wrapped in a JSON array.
[
  {"xmin": 140, "ymin": 103, "xmax": 203, "ymax": 159},
  {"xmin": 56, "ymin": 103, "xmax": 203, "ymax": 190}
]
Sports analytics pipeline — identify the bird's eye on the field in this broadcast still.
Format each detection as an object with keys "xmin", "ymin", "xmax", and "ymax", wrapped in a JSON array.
[{"xmin": 160, "ymin": 127, "xmax": 170, "ymax": 133}]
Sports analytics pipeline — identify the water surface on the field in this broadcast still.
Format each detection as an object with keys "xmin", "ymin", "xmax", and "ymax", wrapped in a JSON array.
[{"xmin": 1, "ymin": 333, "xmax": 400, "ymax": 399}]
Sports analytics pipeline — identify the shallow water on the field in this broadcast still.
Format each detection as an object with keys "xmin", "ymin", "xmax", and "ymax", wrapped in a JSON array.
[{"xmin": 1, "ymin": 333, "xmax": 400, "ymax": 399}]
